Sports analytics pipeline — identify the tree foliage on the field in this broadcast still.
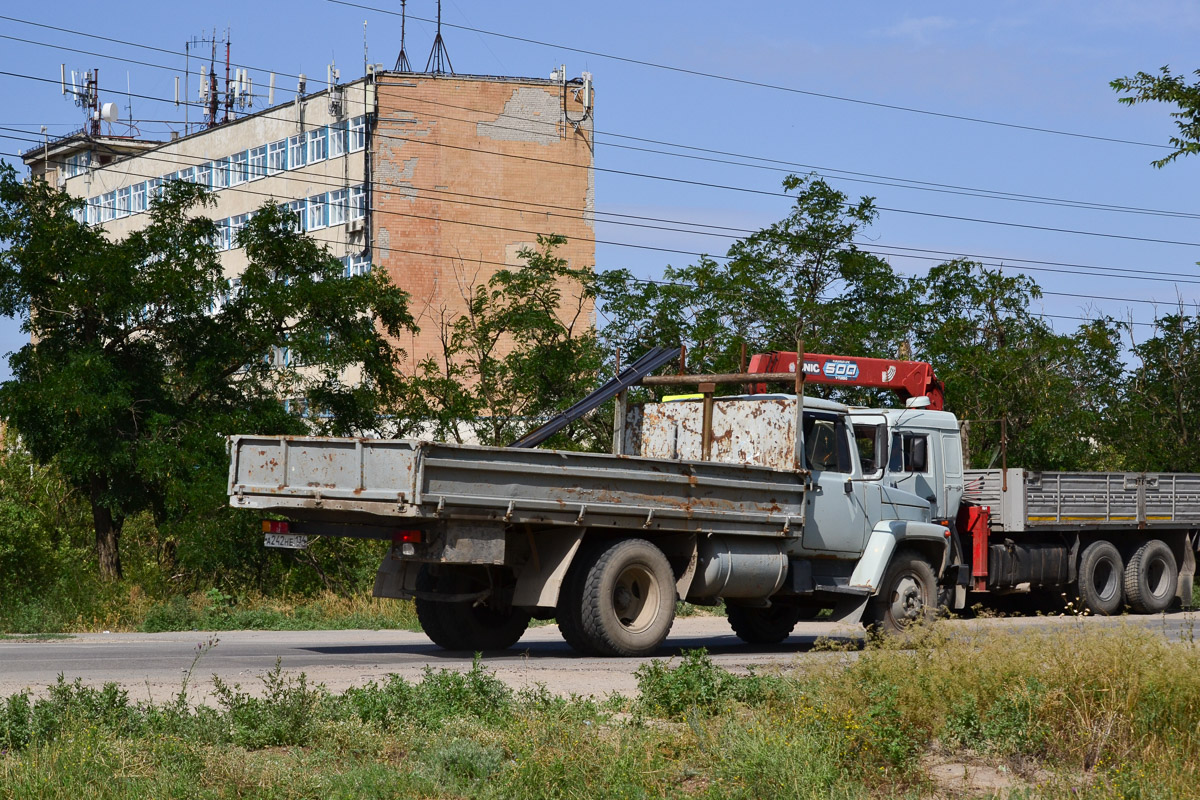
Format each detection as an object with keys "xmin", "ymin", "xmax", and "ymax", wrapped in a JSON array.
[
  {"xmin": 0, "ymin": 166, "xmax": 414, "ymax": 580},
  {"xmin": 1112, "ymin": 66, "xmax": 1200, "ymax": 167}
]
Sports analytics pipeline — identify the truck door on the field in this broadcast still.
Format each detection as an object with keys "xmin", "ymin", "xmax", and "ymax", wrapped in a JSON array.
[
  {"xmin": 887, "ymin": 429, "xmax": 942, "ymax": 517},
  {"xmin": 801, "ymin": 411, "xmax": 869, "ymax": 554}
]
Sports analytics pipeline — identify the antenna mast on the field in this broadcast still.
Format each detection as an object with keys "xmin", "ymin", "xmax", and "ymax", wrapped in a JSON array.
[
  {"xmin": 394, "ymin": 0, "xmax": 413, "ymax": 71},
  {"xmin": 425, "ymin": 0, "xmax": 453, "ymax": 75}
]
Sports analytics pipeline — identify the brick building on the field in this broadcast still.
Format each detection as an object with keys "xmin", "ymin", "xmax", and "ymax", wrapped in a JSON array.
[{"xmin": 21, "ymin": 68, "xmax": 596, "ymax": 371}]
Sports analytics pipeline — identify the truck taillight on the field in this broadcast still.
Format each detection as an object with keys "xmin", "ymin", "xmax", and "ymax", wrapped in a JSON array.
[
  {"xmin": 262, "ymin": 520, "xmax": 289, "ymax": 534},
  {"xmin": 393, "ymin": 529, "xmax": 422, "ymax": 544}
]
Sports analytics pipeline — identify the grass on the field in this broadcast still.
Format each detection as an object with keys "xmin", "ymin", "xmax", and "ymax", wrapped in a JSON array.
[
  {"xmin": 2, "ymin": 620, "xmax": 1198, "ymax": 798},
  {"xmin": 0, "ymin": 589, "xmax": 421, "ymax": 635}
]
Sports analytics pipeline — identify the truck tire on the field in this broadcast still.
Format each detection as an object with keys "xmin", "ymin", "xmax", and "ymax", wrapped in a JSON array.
[
  {"xmin": 863, "ymin": 548, "xmax": 937, "ymax": 634},
  {"xmin": 1076, "ymin": 540, "xmax": 1124, "ymax": 616},
  {"xmin": 414, "ymin": 566, "xmax": 531, "ymax": 651},
  {"xmin": 1124, "ymin": 539, "xmax": 1178, "ymax": 614},
  {"xmin": 578, "ymin": 538, "xmax": 676, "ymax": 657},
  {"xmin": 727, "ymin": 604, "xmax": 801, "ymax": 644},
  {"xmin": 555, "ymin": 546, "xmax": 600, "ymax": 656}
]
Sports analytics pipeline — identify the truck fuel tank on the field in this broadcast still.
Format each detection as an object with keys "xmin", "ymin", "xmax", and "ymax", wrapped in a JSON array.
[{"xmin": 687, "ymin": 537, "xmax": 789, "ymax": 600}]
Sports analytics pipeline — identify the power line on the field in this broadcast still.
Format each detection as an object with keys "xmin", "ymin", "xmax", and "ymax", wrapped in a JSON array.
[
  {"xmin": 0, "ymin": 144, "xmax": 1167, "ymax": 332},
  {"xmin": 0, "ymin": 21, "xmax": 1195, "ymax": 224},
  {"xmin": 3, "ymin": 126, "xmax": 1200, "ymax": 295},
  {"xmin": 325, "ymin": 0, "xmax": 1172, "ymax": 151}
]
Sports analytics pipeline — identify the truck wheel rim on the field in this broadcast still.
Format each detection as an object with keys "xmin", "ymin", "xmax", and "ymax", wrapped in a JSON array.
[
  {"xmin": 1147, "ymin": 557, "xmax": 1170, "ymax": 599},
  {"xmin": 612, "ymin": 563, "xmax": 660, "ymax": 633},
  {"xmin": 1094, "ymin": 558, "xmax": 1119, "ymax": 602},
  {"xmin": 890, "ymin": 574, "xmax": 924, "ymax": 623}
]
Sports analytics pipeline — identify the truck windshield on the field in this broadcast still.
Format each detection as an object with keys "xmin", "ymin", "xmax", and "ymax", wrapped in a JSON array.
[
  {"xmin": 803, "ymin": 412, "xmax": 852, "ymax": 473},
  {"xmin": 854, "ymin": 423, "xmax": 886, "ymax": 477}
]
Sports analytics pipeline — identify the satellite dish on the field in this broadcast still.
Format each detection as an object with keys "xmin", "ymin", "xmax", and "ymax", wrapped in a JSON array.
[{"xmin": 100, "ymin": 102, "xmax": 119, "ymax": 122}]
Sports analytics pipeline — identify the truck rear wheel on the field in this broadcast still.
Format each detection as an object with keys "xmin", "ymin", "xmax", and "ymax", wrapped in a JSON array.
[
  {"xmin": 1124, "ymin": 539, "xmax": 1178, "ymax": 614},
  {"xmin": 863, "ymin": 548, "xmax": 937, "ymax": 633},
  {"xmin": 414, "ymin": 566, "xmax": 531, "ymax": 651},
  {"xmin": 1077, "ymin": 540, "xmax": 1124, "ymax": 616},
  {"xmin": 578, "ymin": 538, "xmax": 676, "ymax": 657},
  {"xmin": 728, "ymin": 604, "xmax": 802, "ymax": 644},
  {"xmin": 556, "ymin": 545, "xmax": 600, "ymax": 655}
]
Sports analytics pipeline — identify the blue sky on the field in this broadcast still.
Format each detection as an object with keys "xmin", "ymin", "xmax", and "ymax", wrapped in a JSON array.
[{"xmin": 2, "ymin": 1, "xmax": 1199, "ymax": 381}]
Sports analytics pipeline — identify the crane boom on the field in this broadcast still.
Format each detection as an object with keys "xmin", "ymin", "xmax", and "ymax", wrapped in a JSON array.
[{"xmin": 747, "ymin": 351, "xmax": 945, "ymax": 410}]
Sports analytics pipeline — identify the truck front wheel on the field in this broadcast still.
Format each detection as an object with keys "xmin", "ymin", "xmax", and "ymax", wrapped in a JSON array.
[
  {"xmin": 863, "ymin": 549, "xmax": 937, "ymax": 633},
  {"xmin": 728, "ymin": 604, "xmax": 802, "ymax": 644},
  {"xmin": 1077, "ymin": 541, "xmax": 1124, "ymax": 616},
  {"xmin": 1124, "ymin": 539, "xmax": 1178, "ymax": 614},
  {"xmin": 577, "ymin": 539, "xmax": 677, "ymax": 657},
  {"xmin": 414, "ymin": 566, "xmax": 531, "ymax": 651}
]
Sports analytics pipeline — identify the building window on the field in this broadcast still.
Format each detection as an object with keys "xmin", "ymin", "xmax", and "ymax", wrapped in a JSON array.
[
  {"xmin": 101, "ymin": 191, "xmax": 116, "ymax": 222},
  {"xmin": 195, "ymin": 162, "xmax": 211, "ymax": 188},
  {"xmin": 249, "ymin": 145, "xmax": 267, "ymax": 180},
  {"xmin": 148, "ymin": 178, "xmax": 163, "ymax": 200},
  {"xmin": 116, "ymin": 187, "xmax": 131, "ymax": 218},
  {"xmin": 306, "ymin": 128, "xmax": 327, "ymax": 163},
  {"xmin": 229, "ymin": 151, "xmax": 249, "ymax": 186},
  {"xmin": 131, "ymin": 182, "xmax": 146, "ymax": 212},
  {"xmin": 327, "ymin": 188, "xmax": 347, "ymax": 226},
  {"xmin": 285, "ymin": 199, "xmax": 306, "ymax": 231},
  {"xmin": 267, "ymin": 139, "xmax": 287, "ymax": 174},
  {"xmin": 230, "ymin": 212, "xmax": 252, "ymax": 247},
  {"xmin": 348, "ymin": 115, "xmax": 366, "ymax": 151},
  {"xmin": 177, "ymin": 166, "xmax": 195, "ymax": 184},
  {"xmin": 345, "ymin": 252, "xmax": 370, "ymax": 277},
  {"xmin": 288, "ymin": 135, "xmax": 306, "ymax": 169},
  {"xmin": 307, "ymin": 194, "xmax": 327, "ymax": 230},
  {"xmin": 210, "ymin": 159, "xmax": 228, "ymax": 189},
  {"xmin": 327, "ymin": 122, "xmax": 347, "ymax": 158},
  {"xmin": 349, "ymin": 185, "xmax": 366, "ymax": 220},
  {"xmin": 216, "ymin": 218, "xmax": 232, "ymax": 251},
  {"xmin": 87, "ymin": 196, "xmax": 100, "ymax": 225}
]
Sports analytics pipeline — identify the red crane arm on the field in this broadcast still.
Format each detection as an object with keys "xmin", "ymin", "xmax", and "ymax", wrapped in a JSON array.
[{"xmin": 747, "ymin": 351, "xmax": 945, "ymax": 410}]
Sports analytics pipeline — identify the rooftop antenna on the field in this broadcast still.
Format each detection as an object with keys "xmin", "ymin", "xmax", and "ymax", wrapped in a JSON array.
[
  {"xmin": 425, "ymin": 0, "xmax": 454, "ymax": 75},
  {"xmin": 394, "ymin": 0, "xmax": 413, "ymax": 71}
]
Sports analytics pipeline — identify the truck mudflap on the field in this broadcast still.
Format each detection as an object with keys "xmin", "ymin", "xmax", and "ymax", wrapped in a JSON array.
[{"xmin": 849, "ymin": 520, "xmax": 950, "ymax": 593}]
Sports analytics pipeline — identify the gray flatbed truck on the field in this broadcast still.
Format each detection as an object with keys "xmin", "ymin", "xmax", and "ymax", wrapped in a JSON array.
[{"xmin": 229, "ymin": 354, "xmax": 1198, "ymax": 655}]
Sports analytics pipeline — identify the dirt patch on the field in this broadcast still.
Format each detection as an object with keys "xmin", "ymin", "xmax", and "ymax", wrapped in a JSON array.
[{"xmin": 920, "ymin": 751, "xmax": 1088, "ymax": 799}]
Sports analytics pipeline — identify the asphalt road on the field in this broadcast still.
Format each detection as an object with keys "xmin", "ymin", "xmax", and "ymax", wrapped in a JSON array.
[{"xmin": 0, "ymin": 612, "xmax": 1195, "ymax": 703}]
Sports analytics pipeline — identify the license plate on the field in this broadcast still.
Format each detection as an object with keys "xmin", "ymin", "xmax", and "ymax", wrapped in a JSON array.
[{"xmin": 264, "ymin": 532, "xmax": 309, "ymax": 549}]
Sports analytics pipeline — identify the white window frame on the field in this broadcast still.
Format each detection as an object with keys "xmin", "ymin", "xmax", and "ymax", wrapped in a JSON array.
[
  {"xmin": 210, "ymin": 159, "xmax": 228, "ymax": 189},
  {"xmin": 327, "ymin": 188, "xmax": 347, "ymax": 226},
  {"xmin": 131, "ymin": 182, "xmax": 146, "ymax": 212},
  {"xmin": 177, "ymin": 166, "xmax": 195, "ymax": 184},
  {"xmin": 288, "ymin": 135, "xmax": 306, "ymax": 169},
  {"xmin": 327, "ymin": 122, "xmax": 347, "ymax": 159},
  {"xmin": 101, "ymin": 191, "xmax": 116, "ymax": 222},
  {"xmin": 307, "ymin": 194, "xmax": 327, "ymax": 231},
  {"xmin": 249, "ymin": 145, "xmax": 267, "ymax": 180},
  {"xmin": 348, "ymin": 115, "xmax": 366, "ymax": 151},
  {"xmin": 116, "ymin": 187, "xmax": 131, "ymax": 218},
  {"xmin": 306, "ymin": 128, "xmax": 327, "ymax": 164},
  {"xmin": 285, "ymin": 199, "xmax": 306, "ymax": 231},
  {"xmin": 229, "ymin": 152, "xmax": 249, "ymax": 186},
  {"xmin": 87, "ymin": 196, "xmax": 100, "ymax": 225},
  {"xmin": 349, "ymin": 185, "xmax": 366, "ymax": 220},
  {"xmin": 195, "ymin": 162, "xmax": 211, "ymax": 188},
  {"xmin": 267, "ymin": 139, "xmax": 287, "ymax": 174},
  {"xmin": 346, "ymin": 252, "xmax": 370, "ymax": 277}
]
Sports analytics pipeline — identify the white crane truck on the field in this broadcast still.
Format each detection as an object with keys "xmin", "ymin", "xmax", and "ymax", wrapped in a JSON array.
[{"xmin": 228, "ymin": 350, "xmax": 1197, "ymax": 656}]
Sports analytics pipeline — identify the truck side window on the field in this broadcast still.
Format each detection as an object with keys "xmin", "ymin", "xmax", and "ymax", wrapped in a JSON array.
[
  {"xmin": 854, "ymin": 423, "xmax": 886, "ymax": 476},
  {"xmin": 888, "ymin": 433, "xmax": 930, "ymax": 473},
  {"xmin": 803, "ymin": 413, "xmax": 852, "ymax": 474}
]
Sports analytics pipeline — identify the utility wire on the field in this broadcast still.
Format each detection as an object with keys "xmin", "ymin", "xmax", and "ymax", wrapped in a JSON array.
[
  {"xmin": 6, "ymin": 68, "xmax": 1200, "ymax": 254},
  {"xmin": 0, "ymin": 23, "xmax": 1195, "ymax": 223},
  {"xmin": 325, "ymin": 0, "xmax": 1172, "ymax": 151},
  {"xmin": 2, "ymin": 126, "xmax": 1199, "ymax": 295}
]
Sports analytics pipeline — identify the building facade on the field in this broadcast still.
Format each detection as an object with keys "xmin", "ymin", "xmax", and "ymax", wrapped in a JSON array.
[{"xmin": 22, "ymin": 69, "xmax": 596, "ymax": 371}]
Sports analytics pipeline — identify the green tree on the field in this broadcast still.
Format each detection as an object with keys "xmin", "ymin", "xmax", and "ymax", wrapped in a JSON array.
[
  {"xmin": 599, "ymin": 175, "xmax": 920, "ymax": 400},
  {"xmin": 408, "ymin": 234, "xmax": 604, "ymax": 448},
  {"xmin": 1112, "ymin": 67, "xmax": 1200, "ymax": 167},
  {"xmin": 912, "ymin": 260, "xmax": 1123, "ymax": 470},
  {"xmin": 0, "ymin": 166, "xmax": 414, "ymax": 580}
]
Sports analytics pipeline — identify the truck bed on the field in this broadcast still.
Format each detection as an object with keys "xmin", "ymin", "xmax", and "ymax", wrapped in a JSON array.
[
  {"xmin": 964, "ymin": 468, "xmax": 1200, "ymax": 532},
  {"xmin": 228, "ymin": 436, "xmax": 806, "ymax": 537}
]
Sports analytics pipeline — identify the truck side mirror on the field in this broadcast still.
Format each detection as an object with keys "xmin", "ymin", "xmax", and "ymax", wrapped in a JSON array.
[{"xmin": 909, "ymin": 437, "xmax": 927, "ymax": 472}]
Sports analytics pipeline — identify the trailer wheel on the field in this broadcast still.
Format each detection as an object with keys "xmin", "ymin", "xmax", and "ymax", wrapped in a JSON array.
[
  {"xmin": 579, "ymin": 539, "xmax": 676, "ymax": 657},
  {"xmin": 727, "ymin": 604, "xmax": 802, "ymax": 644},
  {"xmin": 1077, "ymin": 541, "xmax": 1124, "ymax": 616},
  {"xmin": 414, "ymin": 566, "xmax": 531, "ymax": 651},
  {"xmin": 1124, "ymin": 539, "xmax": 1178, "ymax": 614},
  {"xmin": 863, "ymin": 548, "xmax": 937, "ymax": 634}
]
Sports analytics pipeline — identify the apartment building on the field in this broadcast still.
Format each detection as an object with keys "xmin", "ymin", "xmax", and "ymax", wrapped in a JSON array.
[{"xmin": 22, "ymin": 68, "xmax": 597, "ymax": 370}]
